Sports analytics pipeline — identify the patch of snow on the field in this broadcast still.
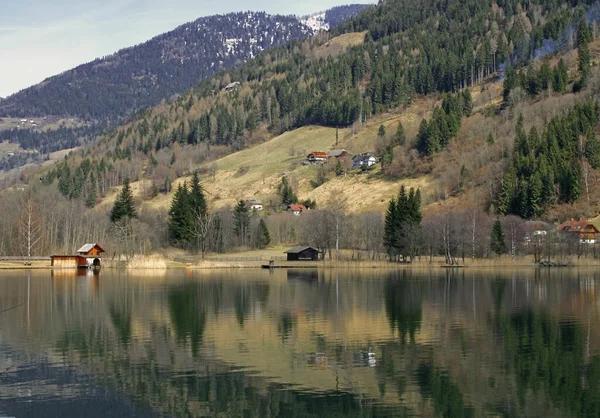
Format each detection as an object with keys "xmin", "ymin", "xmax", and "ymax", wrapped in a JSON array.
[
  {"xmin": 225, "ymin": 38, "xmax": 241, "ymax": 54},
  {"xmin": 300, "ymin": 12, "xmax": 329, "ymax": 32}
]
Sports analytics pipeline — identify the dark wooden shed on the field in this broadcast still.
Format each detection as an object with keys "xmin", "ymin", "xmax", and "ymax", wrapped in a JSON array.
[{"xmin": 284, "ymin": 246, "xmax": 320, "ymax": 261}]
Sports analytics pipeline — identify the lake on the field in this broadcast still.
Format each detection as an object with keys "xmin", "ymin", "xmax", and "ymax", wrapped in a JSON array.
[{"xmin": 0, "ymin": 268, "xmax": 599, "ymax": 417}]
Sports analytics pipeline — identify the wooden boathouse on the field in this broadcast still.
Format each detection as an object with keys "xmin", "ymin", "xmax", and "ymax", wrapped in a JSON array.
[
  {"xmin": 284, "ymin": 246, "xmax": 320, "ymax": 261},
  {"xmin": 51, "ymin": 243, "xmax": 105, "ymax": 269}
]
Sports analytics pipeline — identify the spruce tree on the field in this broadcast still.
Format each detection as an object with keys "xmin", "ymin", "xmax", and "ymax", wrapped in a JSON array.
[
  {"xmin": 168, "ymin": 183, "xmax": 193, "ymax": 246},
  {"xmin": 278, "ymin": 177, "xmax": 297, "ymax": 206},
  {"xmin": 86, "ymin": 173, "xmax": 97, "ymax": 208},
  {"xmin": 490, "ymin": 219, "xmax": 506, "ymax": 255},
  {"xmin": 189, "ymin": 171, "xmax": 207, "ymax": 218},
  {"xmin": 462, "ymin": 89, "xmax": 473, "ymax": 116},
  {"xmin": 233, "ymin": 200, "xmax": 251, "ymax": 246},
  {"xmin": 257, "ymin": 219, "xmax": 271, "ymax": 248},
  {"xmin": 384, "ymin": 197, "xmax": 397, "ymax": 259},
  {"xmin": 58, "ymin": 164, "xmax": 72, "ymax": 198},
  {"xmin": 389, "ymin": 186, "xmax": 423, "ymax": 260},
  {"xmin": 110, "ymin": 178, "xmax": 137, "ymax": 223},
  {"xmin": 378, "ymin": 124, "xmax": 386, "ymax": 138},
  {"xmin": 577, "ymin": 20, "xmax": 591, "ymax": 83},
  {"xmin": 395, "ymin": 122, "xmax": 406, "ymax": 146}
]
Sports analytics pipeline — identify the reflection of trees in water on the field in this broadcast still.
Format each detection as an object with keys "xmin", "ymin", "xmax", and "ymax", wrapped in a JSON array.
[
  {"xmin": 496, "ymin": 309, "xmax": 600, "ymax": 417},
  {"xmin": 417, "ymin": 363, "xmax": 474, "ymax": 418},
  {"xmin": 235, "ymin": 282, "xmax": 270, "ymax": 327},
  {"xmin": 109, "ymin": 304, "xmax": 132, "ymax": 344},
  {"xmin": 277, "ymin": 312, "xmax": 295, "ymax": 342},
  {"xmin": 490, "ymin": 278, "xmax": 506, "ymax": 313},
  {"xmin": 168, "ymin": 286, "xmax": 206, "ymax": 356},
  {"xmin": 384, "ymin": 274, "xmax": 423, "ymax": 344}
]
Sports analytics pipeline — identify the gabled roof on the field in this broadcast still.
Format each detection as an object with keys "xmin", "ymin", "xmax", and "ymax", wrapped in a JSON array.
[
  {"xmin": 558, "ymin": 220, "xmax": 600, "ymax": 233},
  {"xmin": 308, "ymin": 152, "xmax": 328, "ymax": 158},
  {"xmin": 328, "ymin": 149, "xmax": 348, "ymax": 157},
  {"xmin": 284, "ymin": 246, "xmax": 319, "ymax": 254},
  {"xmin": 353, "ymin": 153, "xmax": 376, "ymax": 161},
  {"xmin": 287, "ymin": 204, "xmax": 307, "ymax": 212},
  {"xmin": 77, "ymin": 243, "xmax": 105, "ymax": 253},
  {"xmin": 245, "ymin": 198, "xmax": 263, "ymax": 205}
]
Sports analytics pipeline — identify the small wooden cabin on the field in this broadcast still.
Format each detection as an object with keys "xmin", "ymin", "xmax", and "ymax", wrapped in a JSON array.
[
  {"xmin": 51, "ymin": 255, "xmax": 88, "ymax": 268},
  {"xmin": 284, "ymin": 246, "xmax": 320, "ymax": 261},
  {"xmin": 77, "ymin": 243, "xmax": 105, "ymax": 257}
]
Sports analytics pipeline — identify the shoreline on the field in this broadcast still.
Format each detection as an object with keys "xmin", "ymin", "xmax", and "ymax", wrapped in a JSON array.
[{"xmin": 2, "ymin": 257, "xmax": 600, "ymax": 270}]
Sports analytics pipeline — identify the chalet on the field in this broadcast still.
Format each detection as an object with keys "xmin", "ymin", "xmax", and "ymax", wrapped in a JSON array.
[
  {"xmin": 284, "ymin": 246, "xmax": 320, "ymax": 261},
  {"xmin": 558, "ymin": 220, "xmax": 599, "ymax": 244},
  {"xmin": 328, "ymin": 149, "xmax": 350, "ymax": 158},
  {"xmin": 307, "ymin": 152, "xmax": 328, "ymax": 164},
  {"xmin": 287, "ymin": 203, "xmax": 308, "ymax": 215},
  {"xmin": 352, "ymin": 153, "xmax": 377, "ymax": 169},
  {"xmin": 245, "ymin": 198, "xmax": 263, "ymax": 211}
]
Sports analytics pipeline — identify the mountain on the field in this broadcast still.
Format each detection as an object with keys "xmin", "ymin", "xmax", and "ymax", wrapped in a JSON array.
[
  {"xmin": 0, "ymin": 12, "xmax": 312, "ymax": 121},
  {"xmin": 300, "ymin": 4, "xmax": 371, "ymax": 32},
  {"xmin": 0, "ymin": 6, "xmax": 368, "ymax": 165},
  {"xmin": 0, "ymin": 6, "xmax": 369, "ymax": 123},
  {"xmin": 3, "ymin": 0, "xmax": 600, "ymax": 260}
]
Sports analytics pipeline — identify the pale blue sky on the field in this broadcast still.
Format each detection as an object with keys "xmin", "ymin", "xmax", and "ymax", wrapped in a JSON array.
[{"xmin": 0, "ymin": 0, "xmax": 373, "ymax": 98}]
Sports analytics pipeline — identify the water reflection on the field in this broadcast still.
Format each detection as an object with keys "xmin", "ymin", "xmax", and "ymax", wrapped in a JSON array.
[{"xmin": 0, "ymin": 269, "xmax": 599, "ymax": 417}]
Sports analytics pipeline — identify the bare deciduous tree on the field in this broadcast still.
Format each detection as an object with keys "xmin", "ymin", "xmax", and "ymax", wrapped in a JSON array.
[{"xmin": 19, "ymin": 198, "xmax": 43, "ymax": 258}]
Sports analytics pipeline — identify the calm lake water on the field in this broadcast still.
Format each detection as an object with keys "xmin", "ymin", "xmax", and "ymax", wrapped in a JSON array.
[{"xmin": 0, "ymin": 268, "xmax": 599, "ymax": 417}]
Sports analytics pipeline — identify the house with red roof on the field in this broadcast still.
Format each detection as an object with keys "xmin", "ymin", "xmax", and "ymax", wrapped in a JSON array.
[
  {"xmin": 287, "ymin": 203, "xmax": 308, "ymax": 215},
  {"xmin": 558, "ymin": 220, "xmax": 599, "ymax": 244}
]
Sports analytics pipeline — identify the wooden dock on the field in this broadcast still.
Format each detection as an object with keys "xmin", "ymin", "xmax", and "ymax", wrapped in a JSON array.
[{"xmin": 261, "ymin": 260, "xmax": 320, "ymax": 269}]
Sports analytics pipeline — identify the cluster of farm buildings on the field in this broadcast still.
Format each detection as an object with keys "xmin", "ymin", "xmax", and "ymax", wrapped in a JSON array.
[
  {"xmin": 305, "ymin": 149, "xmax": 377, "ymax": 170},
  {"xmin": 522, "ymin": 219, "xmax": 600, "ymax": 244},
  {"xmin": 243, "ymin": 198, "xmax": 308, "ymax": 215}
]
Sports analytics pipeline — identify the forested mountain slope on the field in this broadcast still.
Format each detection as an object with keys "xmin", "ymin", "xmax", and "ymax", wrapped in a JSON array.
[
  {"xmin": 0, "ymin": 5, "xmax": 369, "ymax": 122},
  {"xmin": 11, "ymin": 0, "xmax": 600, "ymax": 228},
  {"xmin": 0, "ymin": 12, "xmax": 311, "ymax": 120},
  {"xmin": 0, "ymin": 5, "xmax": 369, "ymax": 168}
]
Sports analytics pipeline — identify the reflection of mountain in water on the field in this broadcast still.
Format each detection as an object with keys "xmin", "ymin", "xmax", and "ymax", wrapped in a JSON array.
[{"xmin": 1, "ymin": 270, "xmax": 600, "ymax": 416}]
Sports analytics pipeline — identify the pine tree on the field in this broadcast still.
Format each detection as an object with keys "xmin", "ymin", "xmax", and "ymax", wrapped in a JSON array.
[
  {"xmin": 395, "ymin": 122, "xmax": 406, "ymax": 146},
  {"xmin": 110, "ymin": 178, "xmax": 137, "ymax": 223},
  {"xmin": 257, "ymin": 219, "xmax": 271, "ymax": 248},
  {"xmin": 278, "ymin": 177, "xmax": 297, "ymax": 206},
  {"xmin": 168, "ymin": 183, "xmax": 193, "ymax": 246},
  {"xmin": 189, "ymin": 171, "xmax": 207, "ymax": 218},
  {"xmin": 233, "ymin": 200, "xmax": 251, "ymax": 246},
  {"xmin": 86, "ymin": 173, "xmax": 97, "ymax": 208},
  {"xmin": 490, "ymin": 219, "xmax": 506, "ymax": 255},
  {"xmin": 577, "ymin": 19, "xmax": 591, "ymax": 84},
  {"xmin": 378, "ymin": 124, "xmax": 386, "ymax": 138},
  {"xmin": 498, "ymin": 170, "xmax": 516, "ymax": 215},
  {"xmin": 552, "ymin": 59, "xmax": 568, "ymax": 93},
  {"xmin": 384, "ymin": 197, "xmax": 397, "ymax": 258},
  {"xmin": 578, "ymin": 42, "xmax": 591, "ymax": 83},
  {"xmin": 462, "ymin": 89, "xmax": 473, "ymax": 116},
  {"xmin": 58, "ymin": 164, "xmax": 72, "ymax": 197}
]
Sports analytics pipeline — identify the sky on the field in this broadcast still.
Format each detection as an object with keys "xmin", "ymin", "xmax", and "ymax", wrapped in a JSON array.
[{"xmin": 0, "ymin": 0, "xmax": 374, "ymax": 98}]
